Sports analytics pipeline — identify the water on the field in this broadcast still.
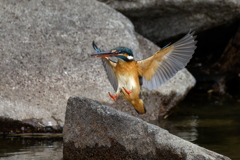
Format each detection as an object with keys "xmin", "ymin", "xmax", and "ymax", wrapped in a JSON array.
[
  {"xmin": 0, "ymin": 94, "xmax": 239, "ymax": 160},
  {"xmin": 154, "ymin": 93, "xmax": 240, "ymax": 160},
  {"xmin": 0, "ymin": 134, "xmax": 63, "ymax": 160}
]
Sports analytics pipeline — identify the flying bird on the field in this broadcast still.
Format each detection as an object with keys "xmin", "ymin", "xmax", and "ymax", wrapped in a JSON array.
[{"xmin": 91, "ymin": 31, "xmax": 197, "ymax": 114}]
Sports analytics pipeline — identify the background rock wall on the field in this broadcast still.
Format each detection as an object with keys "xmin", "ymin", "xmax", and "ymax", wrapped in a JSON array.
[{"xmin": 99, "ymin": 0, "xmax": 240, "ymax": 42}]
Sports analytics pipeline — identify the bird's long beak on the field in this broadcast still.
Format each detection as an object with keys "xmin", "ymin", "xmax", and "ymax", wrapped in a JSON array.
[{"xmin": 91, "ymin": 51, "xmax": 118, "ymax": 57}]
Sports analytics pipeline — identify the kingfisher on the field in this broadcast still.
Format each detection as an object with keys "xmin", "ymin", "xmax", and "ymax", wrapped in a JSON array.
[{"xmin": 91, "ymin": 31, "xmax": 197, "ymax": 114}]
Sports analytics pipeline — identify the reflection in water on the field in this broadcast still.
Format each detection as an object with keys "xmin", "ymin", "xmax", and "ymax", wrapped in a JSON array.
[
  {"xmin": 0, "ymin": 134, "xmax": 63, "ymax": 160},
  {"xmin": 151, "ymin": 115, "xmax": 199, "ymax": 142},
  {"xmin": 152, "ymin": 93, "xmax": 240, "ymax": 160}
]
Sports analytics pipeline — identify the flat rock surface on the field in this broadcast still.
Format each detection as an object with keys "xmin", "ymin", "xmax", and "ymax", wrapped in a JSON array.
[
  {"xmin": 0, "ymin": 0, "xmax": 195, "ymax": 130},
  {"xmin": 63, "ymin": 96, "xmax": 231, "ymax": 160}
]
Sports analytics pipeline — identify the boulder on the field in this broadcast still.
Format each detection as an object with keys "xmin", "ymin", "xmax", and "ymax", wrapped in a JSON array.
[
  {"xmin": 63, "ymin": 96, "xmax": 231, "ymax": 160},
  {"xmin": 98, "ymin": 0, "xmax": 240, "ymax": 43},
  {"xmin": 0, "ymin": 0, "xmax": 195, "ymax": 131}
]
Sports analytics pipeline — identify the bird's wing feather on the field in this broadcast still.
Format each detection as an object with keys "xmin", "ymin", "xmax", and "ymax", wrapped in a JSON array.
[
  {"xmin": 102, "ymin": 57, "xmax": 118, "ymax": 91},
  {"xmin": 92, "ymin": 41, "xmax": 118, "ymax": 91},
  {"xmin": 137, "ymin": 31, "xmax": 197, "ymax": 90}
]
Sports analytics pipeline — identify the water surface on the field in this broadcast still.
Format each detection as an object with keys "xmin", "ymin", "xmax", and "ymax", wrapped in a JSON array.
[
  {"xmin": 154, "ymin": 93, "xmax": 240, "ymax": 160},
  {"xmin": 0, "ymin": 134, "xmax": 62, "ymax": 160}
]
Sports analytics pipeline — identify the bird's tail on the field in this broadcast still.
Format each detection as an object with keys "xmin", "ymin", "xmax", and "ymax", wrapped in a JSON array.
[
  {"xmin": 130, "ymin": 99, "xmax": 146, "ymax": 114},
  {"xmin": 92, "ymin": 41, "xmax": 101, "ymax": 53}
]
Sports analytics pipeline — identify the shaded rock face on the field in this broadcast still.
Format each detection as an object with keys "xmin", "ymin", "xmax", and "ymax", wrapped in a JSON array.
[
  {"xmin": 0, "ymin": 117, "xmax": 61, "ymax": 133},
  {"xmin": 199, "ymin": 23, "xmax": 240, "ymax": 95},
  {"xmin": 184, "ymin": 21, "xmax": 240, "ymax": 95},
  {"xmin": 99, "ymin": 0, "xmax": 240, "ymax": 43},
  {"xmin": 63, "ymin": 96, "xmax": 231, "ymax": 160},
  {"xmin": 0, "ymin": 0, "xmax": 195, "ymax": 130}
]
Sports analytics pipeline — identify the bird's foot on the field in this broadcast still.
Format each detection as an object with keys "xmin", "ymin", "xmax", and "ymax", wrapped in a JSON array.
[
  {"xmin": 123, "ymin": 87, "xmax": 132, "ymax": 96},
  {"xmin": 108, "ymin": 92, "xmax": 118, "ymax": 102}
]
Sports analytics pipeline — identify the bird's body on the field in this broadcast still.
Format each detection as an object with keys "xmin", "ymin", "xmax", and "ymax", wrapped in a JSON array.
[
  {"xmin": 114, "ymin": 60, "xmax": 145, "ymax": 113},
  {"xmin": 91, "ymin": 31, "xmax": 197, "ymax": 114}
]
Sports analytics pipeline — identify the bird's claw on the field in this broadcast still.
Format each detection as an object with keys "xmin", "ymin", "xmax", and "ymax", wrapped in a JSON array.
[
  {"xmin": 123, "ymin": 87, "xmax": 132, "ymax": 96},
  {"xmin": 108, "ymin": 92, "xmax": 117, "ymax": 102}
]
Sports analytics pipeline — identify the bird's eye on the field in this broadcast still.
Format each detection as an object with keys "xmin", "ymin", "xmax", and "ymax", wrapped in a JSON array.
[{"xmin": 118, "ymin": 50, "xmax": 122, "ymax": 53}]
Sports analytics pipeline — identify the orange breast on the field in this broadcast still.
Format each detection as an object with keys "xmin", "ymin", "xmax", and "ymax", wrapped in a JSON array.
[
  {"xmin": 115, "ymin": 61, "xmax": 139, "ymax": 77},
  {"xmin": 115, "ymin": 60, "xmax": 141, "ymax": 99}
]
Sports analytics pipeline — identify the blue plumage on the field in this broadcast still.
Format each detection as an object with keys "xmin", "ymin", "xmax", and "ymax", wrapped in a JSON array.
[
  {"xmin": 92, "ymin": 41, "xmax": 101, "ymax": 53},
  {"xmin": 162, "ymin": 43, "xmax": 171, "ymax": 49},
  {"xmin": 111, "ymin": 47, "xmax": 133, "ymax": 57},
  {"xmin": 111, "ymin": 47, "xmax": 133, "ymax": 62}
]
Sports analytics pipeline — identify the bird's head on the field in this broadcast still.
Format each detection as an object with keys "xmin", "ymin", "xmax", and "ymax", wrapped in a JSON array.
[{"xmin": 91, "ymin": 42, "xmax": 134, "ymax": 62}]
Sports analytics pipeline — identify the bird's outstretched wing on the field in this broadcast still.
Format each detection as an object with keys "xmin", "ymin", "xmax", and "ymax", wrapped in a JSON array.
[
  {"xmin": 101, "ymin": 58, "xmax": 118, "ymax": 91},
  {"xmin": 137, "ymin": 30, "xmax": 197, "ymax": 90},
  {"xmin": 92, "ymin": 41, "xmax": 118, "ymax": 91}
]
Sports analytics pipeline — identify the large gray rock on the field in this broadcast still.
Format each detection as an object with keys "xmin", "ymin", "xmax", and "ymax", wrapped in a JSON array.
[
  {"xmin": 0, "ymin": 0, "xmax": 195, "ymax": 130},
  {"xmin": 99, "ymin": 0, "xmax": 240, "ymax": 42},
  {"xmin": 63, "ymin": 96, "xmax": 231, "ymax": 160}
]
